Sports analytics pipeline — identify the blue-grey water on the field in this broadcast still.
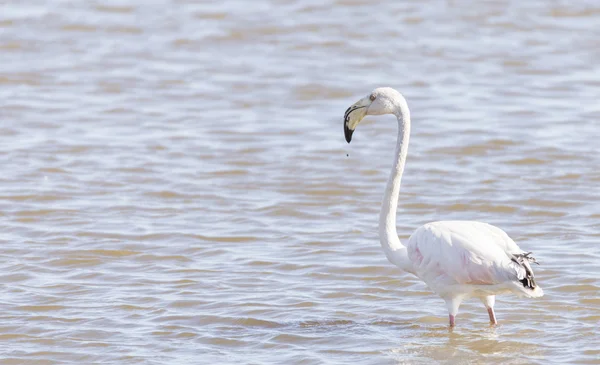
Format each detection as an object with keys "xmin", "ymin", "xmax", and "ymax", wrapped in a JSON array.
[{"xmin": 1, "ymin": 1, "xmax": 599, "ymax": 364}]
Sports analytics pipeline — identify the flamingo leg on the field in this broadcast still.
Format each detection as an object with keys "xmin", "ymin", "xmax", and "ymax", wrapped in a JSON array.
[
  {"xmin": 481, "ymin": 295, "xmax": 497, "ymax": 325},
  {"xmin": 445, "ymin": 295, "xmax": 465, "ymax": 327},
  {"xmin": 487, "ymin": 307, "xmax": 497, "ymax": 325}
]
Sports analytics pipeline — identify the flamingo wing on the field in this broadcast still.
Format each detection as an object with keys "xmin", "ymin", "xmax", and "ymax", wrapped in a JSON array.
[{"xmin": 405, "ymin": 221, "xmax": 538, "ymax": 294}]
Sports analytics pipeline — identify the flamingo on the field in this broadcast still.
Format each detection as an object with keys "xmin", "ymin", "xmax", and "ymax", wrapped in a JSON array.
[{"xmin": 343, "ymin": 87, "xmax": 543, "ymax": 327}]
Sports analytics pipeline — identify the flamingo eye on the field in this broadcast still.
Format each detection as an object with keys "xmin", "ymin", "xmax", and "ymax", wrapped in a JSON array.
[{"xmin": 370, "ymin": 94, "xmax": 376, "ymax": 101}]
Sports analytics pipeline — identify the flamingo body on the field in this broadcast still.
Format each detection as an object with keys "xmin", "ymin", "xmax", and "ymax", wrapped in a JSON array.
[{"xmin": 407, "ymin": 221, "xmax": 542, "ymax": 299}]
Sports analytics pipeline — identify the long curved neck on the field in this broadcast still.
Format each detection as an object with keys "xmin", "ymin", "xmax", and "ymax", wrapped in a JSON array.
[{"xmin": 379, "ymin": 106, "xmax": 412, "ymax": 272}]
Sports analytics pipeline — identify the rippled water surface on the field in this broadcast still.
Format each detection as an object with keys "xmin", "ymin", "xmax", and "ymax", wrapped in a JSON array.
[{"xmin": 1, "ymin": 1, "xmax": 600, "ymax": 364}]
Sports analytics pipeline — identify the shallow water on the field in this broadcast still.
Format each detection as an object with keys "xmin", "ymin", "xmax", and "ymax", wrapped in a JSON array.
[{"xmin": 1, "ymin": 1, "xmax": 600, "ymax": 364}]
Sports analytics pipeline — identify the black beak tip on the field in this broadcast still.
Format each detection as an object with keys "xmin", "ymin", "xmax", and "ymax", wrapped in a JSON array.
[{"xmin": 344, "ymin": 124, "xmax": 353, "ymax": 143}]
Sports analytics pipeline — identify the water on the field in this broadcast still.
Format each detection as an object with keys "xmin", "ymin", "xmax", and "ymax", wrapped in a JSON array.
[{"xmin": 1, "ymin": 1, "xmax": 599, "ymax": 364}]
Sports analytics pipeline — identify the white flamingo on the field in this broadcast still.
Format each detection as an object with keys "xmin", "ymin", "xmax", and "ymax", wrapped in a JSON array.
[{"xmin": 343, "ymin": 87, "xmax": 543, "ymax": 326}]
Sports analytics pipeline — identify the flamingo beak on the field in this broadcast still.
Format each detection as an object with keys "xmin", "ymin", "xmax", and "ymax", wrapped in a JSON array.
[
  {"xmin": 343, "ymin": 97, "xmax": 370, "ymax": 143},
  {"xmin": 344, "ymin": 117, "xmax": 355, "ymax": 143}
]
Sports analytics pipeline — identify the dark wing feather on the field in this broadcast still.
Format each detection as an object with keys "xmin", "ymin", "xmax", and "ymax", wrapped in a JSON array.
[{"xmin": 511, "ymin": 252, "xmax": 539, "ymax": 289}]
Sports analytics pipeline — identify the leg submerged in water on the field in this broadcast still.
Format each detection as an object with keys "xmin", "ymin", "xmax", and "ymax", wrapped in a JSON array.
[
  {"xmin": 481, "ymin": 295, "xmax": 497, "ymax": 325},
  {"xmin": 445, "ymin": 295, "xmax": 465, "ymax": 327}
]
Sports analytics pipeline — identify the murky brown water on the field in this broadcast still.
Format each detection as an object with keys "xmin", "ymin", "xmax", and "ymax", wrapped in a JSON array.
[{"xmin": 1, "ymin": 1, "xmax": 600, "ymax": 364}]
